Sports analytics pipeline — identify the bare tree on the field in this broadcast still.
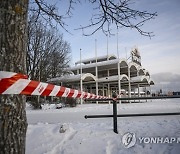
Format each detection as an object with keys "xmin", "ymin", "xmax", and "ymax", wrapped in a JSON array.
[
  {"xmin": 27, "ymin": 13, "xmax": 71, "ymax": 81},
  {"xmin": 27, "ymin": 13, "xmax": 71, "ymax": 109},
  {"xmin": 48, "ymin": 44, "xmax": 71, "ymax": 78},
  {"xmin": 0, "ymin": 0, "xmax": 157, "ymax": 153}
]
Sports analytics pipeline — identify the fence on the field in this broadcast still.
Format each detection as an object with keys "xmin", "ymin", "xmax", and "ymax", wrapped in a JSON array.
[{"xmin": 85, "ymin": 94, "xmax": 180, "ymax": 133}]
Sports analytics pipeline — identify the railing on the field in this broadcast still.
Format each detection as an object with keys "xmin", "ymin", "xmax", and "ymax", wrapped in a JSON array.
[
  {"xmin": 1, "ymin": 71, "xmax": 180, "ymax": 134},
  {"xmin": 85, "ymin": 94, "xmax": 180, "ymax": 134}
]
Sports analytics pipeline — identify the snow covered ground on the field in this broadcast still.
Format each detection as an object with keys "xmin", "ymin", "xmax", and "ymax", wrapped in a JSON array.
[{"xmin": 26, "ymin": 99, "xmax": 180, "ymax": 154}]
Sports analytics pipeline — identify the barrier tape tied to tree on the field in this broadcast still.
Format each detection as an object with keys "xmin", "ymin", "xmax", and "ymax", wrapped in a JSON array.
[{"xmin": 0, "ymin": 71, "xmax": 108, "ymax": 99}]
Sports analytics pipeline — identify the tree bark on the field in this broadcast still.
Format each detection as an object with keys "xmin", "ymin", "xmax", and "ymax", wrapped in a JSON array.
[{"xmin": 0, "ymin": 0, "xmax": 29, "ymax": 154}]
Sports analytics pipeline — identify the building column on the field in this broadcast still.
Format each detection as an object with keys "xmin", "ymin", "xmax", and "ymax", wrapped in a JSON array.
[
  {"xmin": 138, "ymin": 83, "xmax": 140, "ymax": 103},
  {"xmin": 108, "ymin": 83, "xmax": 110, "ymax": 104},
  {"xmin": 80, "ymin": 78, "xmax": 83, "ymax": 104},
  {"xmin": 150, "ymin": 85, "xmax": 152, "ymax": 96},
  {"xmin": 90, "ymin": 85, "xmax": 92, "ymax": 94},
  {"xmin": 95, "ymin": 66, "xmax": 98, "ymax": 104},
  {"xmin": 150, "ymin": 85, "xmax": 152, "ymax": 102},
  {"xmin": 117, "ymin": 62, "xmax": 121, "ymax": 104},
  {"xmin": 107, "ymin": 69, "xmax": 110, "ymax": 104},
  {"xmin": 102, "ymin": 84, "xmax": 104, "ymax": 96},
  {"xmin": 134, "ymin": 89, "xmax": 136, "ymax": 103},
  {"xmin": 80, "ymin": 49, "xmax": 83, "ymax": 104},
  {"xmin": 145, "ymin": 86, "xmax": 147, "ymax": 102},
  {"xmin": 96, "ymin": 81, "xmax": 98, "ymax": 103},
  {"xmin": 128, "ymin": 66, "xmax": 131, "ymax": 103}
]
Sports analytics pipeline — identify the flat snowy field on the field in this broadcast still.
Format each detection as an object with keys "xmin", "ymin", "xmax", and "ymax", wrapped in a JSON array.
[{"xmin": 26, "ymin": 99, "xmax": 180, "ymax": 154}]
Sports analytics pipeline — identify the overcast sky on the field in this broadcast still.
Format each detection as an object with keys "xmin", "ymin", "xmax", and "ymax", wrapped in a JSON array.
[{"xmin": 55, "ymin": 0, "xmax": 180, "ymax": 91}]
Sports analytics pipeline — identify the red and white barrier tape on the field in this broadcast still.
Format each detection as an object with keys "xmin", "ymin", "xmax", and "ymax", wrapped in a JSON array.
[{"xmin": 0, "ymin": 71, "xmax": 108, "ymax": 99}]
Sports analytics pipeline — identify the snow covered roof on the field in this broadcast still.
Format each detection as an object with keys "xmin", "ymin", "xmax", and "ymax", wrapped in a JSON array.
[
  {"xmin": 69, "ymin": 58, "xmax": 128, "ymax": 71},
  {"xmin": 128, "ymin": 62, "xmax": 139, "ymax": 68},
  {"xmin": 75, "ymin": 54, "xmax": 117, "ymax": 65},
  {"xmin": 49, "ymin": 72, "xmax": 154, "ymax": 89},
  {"xmin": 130, "ymin": 76, "xmax": 155, "ymax": 86},
  {"xmin": 98, "ymin": 74, "xmax": 129, "ymax": 83},
  {"xmin": 48, "ymin": 73, "xmax": 97, "ymax": 83},
  {"xmin": 131, "ymin": 76, "xmax": 149, "ymax": 83}
]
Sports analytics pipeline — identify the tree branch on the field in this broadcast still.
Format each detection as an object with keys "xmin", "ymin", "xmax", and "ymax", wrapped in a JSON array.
[{"xmin": 76, "ymin": 0, "xmax": 157, "ymax": 37}]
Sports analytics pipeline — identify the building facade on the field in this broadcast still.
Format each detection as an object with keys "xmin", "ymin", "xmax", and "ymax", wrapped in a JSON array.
[{"xmin": 49, "ymin": 48, "xmax": 154, "ymax": 103}]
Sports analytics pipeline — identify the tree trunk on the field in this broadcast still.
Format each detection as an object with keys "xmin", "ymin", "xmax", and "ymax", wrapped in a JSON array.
[{"xmin": 0, "ymin": 0, "xmax": 29, "ymax": 154}]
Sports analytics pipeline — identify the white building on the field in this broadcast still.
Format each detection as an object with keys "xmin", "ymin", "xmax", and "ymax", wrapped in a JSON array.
[{"xmin": 49, "ymin": 48, "xmax": 154, "ymax": 103}]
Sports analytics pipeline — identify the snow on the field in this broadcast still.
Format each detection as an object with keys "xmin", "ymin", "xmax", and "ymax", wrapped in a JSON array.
[
  {"xmin": 70, "ymin": 58, "xmax": 128, "ymax": 71},
  {"xmin": 75, "ymin": 54, "xmax": 117, "ymax": 65},
  {"xmin": 26, "ymin": 99, "xmax": 180, "ymax": 154}
]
